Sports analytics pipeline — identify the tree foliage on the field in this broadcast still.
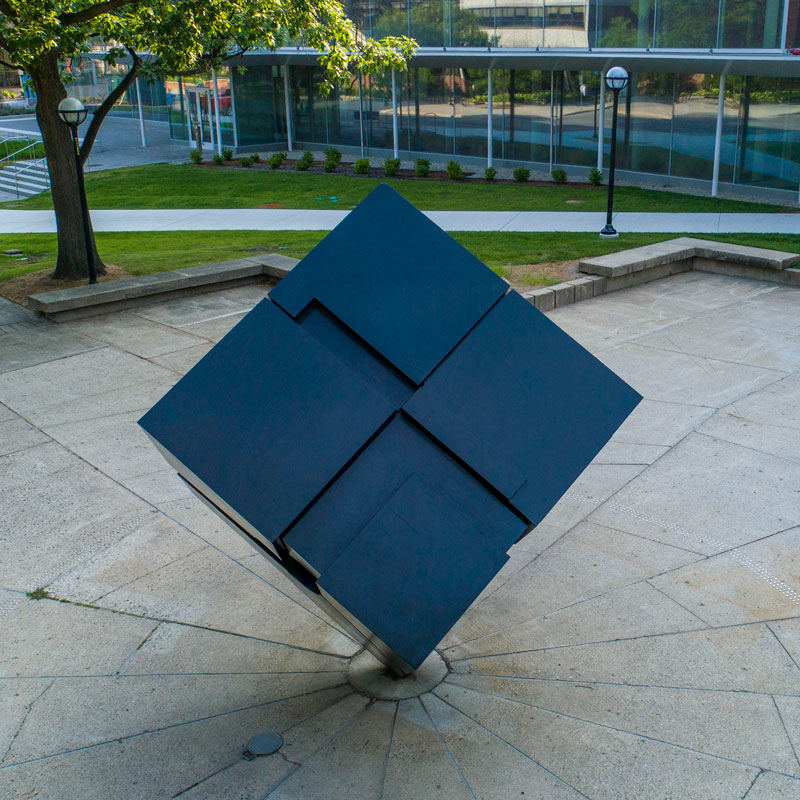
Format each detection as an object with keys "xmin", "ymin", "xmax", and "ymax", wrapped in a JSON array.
[{"xmin": 0, "ymin": 0, "xmax": 415, "ymax": 87}]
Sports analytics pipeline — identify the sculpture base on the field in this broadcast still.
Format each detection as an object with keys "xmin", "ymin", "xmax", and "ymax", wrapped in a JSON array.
[{"xmin": 348, "ymin": 649, "xmax": 448, "ymax": 700}]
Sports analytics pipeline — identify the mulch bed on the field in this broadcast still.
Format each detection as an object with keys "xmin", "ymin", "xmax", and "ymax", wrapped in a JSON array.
[{"xmin": 198, "ymin": 159, "xmax": 601, "ymax": 188}]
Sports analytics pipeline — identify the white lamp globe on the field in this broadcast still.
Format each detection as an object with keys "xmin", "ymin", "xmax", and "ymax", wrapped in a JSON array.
[
  {"xmin": 604, "ymin": 66, "xmax": 630, "ymax": 92},
  {"xmin": 57, "ymin": 97, "xmax": 88, "ymax": 126}
]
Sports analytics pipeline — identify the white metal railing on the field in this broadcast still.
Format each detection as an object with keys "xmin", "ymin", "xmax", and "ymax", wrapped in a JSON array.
[{"xmin": 3, "ymin": 155, "xmax": 50, "ymax": 200}]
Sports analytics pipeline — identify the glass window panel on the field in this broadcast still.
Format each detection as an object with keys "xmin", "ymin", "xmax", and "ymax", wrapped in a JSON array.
[
  {"xmin": 719, "ymin": 0, "xmax": 782, "ymax": 48},
  {"xmin": 595, "ymin": 0, "xmax": 654, "ymax": 47},
  {"xmin": 363, "ymin": 72, "xmax": 395, "ymax": 150},
  {"xmin": 332, "ymin": 75, "xmax": 364, "ymax": 149},
  {"xmin": 670, "ymin": 73, "xmax": 734, "ymax": 183},
  {"xmin": 485, "ymin": 0, "xmax": 543, "ymax": 48},
  {"xmin": 232, "ymin": 65, "xmax": 284, "ymax": 148},
  {"xmin": 544, "ymin": 0, "xmax": 590, "ymax": 47},
  {"xmin": 554, "ymin": 70, "xmax": 601, "ymax": 168},
  {"xmin": 494, "ymin": 69, "xmax": 551, "ymax": 163},
  {"xmin": 734, "ymin": 76, "xmax": 800, "ymax": 190},
  {"xmin": 608, "ymin": 72, "xmax": 673, "ymax": 176},
  {"xmin": 788, "ymin": 0, "xmax": 800, "ymax": 47},
  {"xmin": 292, "ymin": 66, "xmax": 329, "ymax": 145},
  {"xmin": 400, "ymin": 68, "xmax": 455, "ymax": 156},
  {"xmin": 372, "ymin": 0, "xmax": 412, "ymax": 38},
  {"xmin": 454, "ymin": 67, "xmax": 490, "ymax": 157},
  {"xmin": 655, "ymin": 0, "xmax": 716, "ymax": 47}
]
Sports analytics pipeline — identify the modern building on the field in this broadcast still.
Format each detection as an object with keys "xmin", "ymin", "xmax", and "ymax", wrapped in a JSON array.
[{"xmin": 129, "ymin": 1, "xmax": 800, "ymax": 201}]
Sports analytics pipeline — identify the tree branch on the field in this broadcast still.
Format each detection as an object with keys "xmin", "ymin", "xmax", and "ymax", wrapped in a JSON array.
[
  {"xmin": 0, "ymin": 58, "xmax": 25, "ymax": 72},
  {"xmin": 0, "ymin": 1, "xmax": 18, "ymax": 20},
  {"xmin": 59, "ymin": 0, "xmax": 138, "ymax": 26},
  {"xmin": 79, "ymin": 47, "xmax": 141, "ymax": 166}
]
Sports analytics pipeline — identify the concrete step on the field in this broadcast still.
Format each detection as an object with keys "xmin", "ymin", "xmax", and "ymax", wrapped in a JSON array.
[{"xmin": 0, "ymin": 159, "xmax": 49, "ymax": 197}]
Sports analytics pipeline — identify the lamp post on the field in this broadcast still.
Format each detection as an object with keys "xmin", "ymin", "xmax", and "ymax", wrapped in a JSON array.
[
  {"xmin": 599, "ymin": 66, "xmax": 629, "ymax": 239},
  {"xmin": 57, "ymin": 97, "xmax": 97, "ymax": 284}
]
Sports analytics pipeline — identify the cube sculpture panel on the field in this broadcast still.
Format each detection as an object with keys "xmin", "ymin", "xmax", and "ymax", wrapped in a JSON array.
[{"xmin": 139, "ymin": 185, "xmax": 641, "ymax": 675}]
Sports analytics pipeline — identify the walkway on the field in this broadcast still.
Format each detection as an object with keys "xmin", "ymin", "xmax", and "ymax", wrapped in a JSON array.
[
  {"xmin": 1, "ymin": 272, "xmax": 799, "ymax": 799},
  {"xmin": 0, "ymin": 208, "xmax": 799, "ymax": 234}
]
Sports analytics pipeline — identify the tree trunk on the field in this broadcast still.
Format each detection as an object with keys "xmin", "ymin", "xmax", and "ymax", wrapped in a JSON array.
[{"xmin": 29, "ymin": 51, "xmax": 105, "ymax": 280}]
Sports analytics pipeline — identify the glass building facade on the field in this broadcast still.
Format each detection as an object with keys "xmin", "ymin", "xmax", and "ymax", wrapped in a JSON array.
[{"xmin": 165, "ymin": 0, "xmax": 800, "ymax": 198}]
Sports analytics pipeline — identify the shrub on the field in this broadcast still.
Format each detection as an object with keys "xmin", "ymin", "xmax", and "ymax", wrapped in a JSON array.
[
  {"xmin": 415, "ymin": 158, "xmax": 431, "ymax": 177},
  {"xmin": 189, "ymin": 149, "xmax": 203, "ymax": 164},
  {"xmin": 250, "ymin": 153, "xmax": 261, "ymax": 164},
  {"xmin": 551, "ymin": 167, "xmax": 568, "ymax": 184},
  {"xmin": 221, "ymin": 148, "xmax": 233, "ymax": 161},
  {"xmin": 446, "ymin": 160, "xmax": 464, "ymax": 180},
  {"xmin": 268, "ymin": 151, "xmax": 287, "ymax": 169},
  {"xmin": 513, "ymin": 166, "xmax": 530, "ymax": 182},
  {"xmin": 384, "ymin": 158, "xmax": 401, "ymax": 177},
  {"xmin": 239, "ymin": 156, "xmax": 253, "ymax": 167},
  {"xmin": 212, "ymin": 153, "xmax": 224, "ymax": 166},
  {"xmin": 353, "ymin": 157, "xmax": 371, "ymax": 175},
  {"xmin": 324, "ymin": 158, "xmax": 338, "ymax": 173},
  {"xmin": 484, "ymin": 166, "xmax": 497, "ymax": 181},
  {"xmin": 296, "ymin": 151, "xmax": 314, "ymax": 171},
  {"xmin": 588, "ymin": 167, "xmax": 603, "ymax": 185},
  {"xmin": 324, "ymin": 146, "xmax": 342, "ymax": 166}
]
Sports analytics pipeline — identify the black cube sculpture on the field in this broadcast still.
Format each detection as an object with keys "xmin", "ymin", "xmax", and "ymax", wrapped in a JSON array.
[{"xmin": 139, "ymin": 185, "xmax": 641, "ymax": 675}]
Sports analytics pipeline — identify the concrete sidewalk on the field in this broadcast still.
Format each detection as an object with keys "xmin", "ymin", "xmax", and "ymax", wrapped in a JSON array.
[{"xmin": 0, "ymin": 207, "xmax": 799, "ymax": 233}]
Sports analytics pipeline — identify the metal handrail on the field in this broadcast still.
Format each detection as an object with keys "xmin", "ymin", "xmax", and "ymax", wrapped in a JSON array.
[
  {"xmin": 8, "ymin": 155, "xmax": 49, "ymax": 200},
  {"xmin": 0, "ymin": 140, "xmax": 43, "ymax": 165}
]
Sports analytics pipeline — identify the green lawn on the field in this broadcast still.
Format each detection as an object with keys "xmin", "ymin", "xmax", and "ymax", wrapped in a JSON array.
[
  {"xmin": 5, "ymin": 163, "xmax": 791, "ymax": 213},
  {"xmin": 4, "ymin": 230, "xmax": 800, "ymax": 286}
]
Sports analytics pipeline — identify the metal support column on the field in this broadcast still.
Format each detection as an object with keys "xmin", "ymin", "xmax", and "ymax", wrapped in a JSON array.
[
  {"xmin": 135, "ymin": 78, "xmax": 147, "ymax": 147},
  {"xmin": 283, "ymin": 67, "xmax": 294, "ymax": 152},
  {"xmin": 597, "ymin": 72, "xmax": 605, "ymax": 171},
  {"xmin": 549, "ymin": 71, "xmax": 554, "ymax": 172},
  {"xmin": 487, "ymin": 68, "xmax": 493, "ymax": 169},
  {"xmin": 711, "ymin": 72, "xmax": 726, "ymax": 197},
  {"xmin": 391, "ymin": 69, "xmax": 399, "ymax": 160},
  {"xmin": 212, "ymin": 67, "xmax": 223, "ymax": 156}
]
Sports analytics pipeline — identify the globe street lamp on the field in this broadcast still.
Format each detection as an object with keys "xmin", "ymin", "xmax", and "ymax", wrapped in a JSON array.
[
  {"xmin": 57, "ymin": 97, "xmax": 97, "ymax": 284},
  {"xmin": 600, "ymin": 66, "xmax": 630, "ymax": 238}
]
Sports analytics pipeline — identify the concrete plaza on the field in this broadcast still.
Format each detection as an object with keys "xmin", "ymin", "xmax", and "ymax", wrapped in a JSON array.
[{"xmin": 1, "ymin": 271, "xmax": 799, "ymax": 799}]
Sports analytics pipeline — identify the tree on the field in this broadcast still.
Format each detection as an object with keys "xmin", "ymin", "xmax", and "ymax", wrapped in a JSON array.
[
  {"xmin": 373, "ymin": 3, "xmax": 489, "ymax": 48},
  {"xmin": 0, "ymin": 1, "xmax": 415, "ymax": 280}
]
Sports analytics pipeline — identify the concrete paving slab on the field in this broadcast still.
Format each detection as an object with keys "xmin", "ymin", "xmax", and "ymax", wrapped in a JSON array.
[
  {"xmin": 381, "ymin": 698, "xmax": 473, "ymax": 800},
  {"xmin": 149, "ymin": 341, "xmax": 214, "ymax": 373},
  {"xmin": 421, "ymin": 692, "xmax": 584, "ymax": 800},
  {"xmin": 267, "ymin": 700, "xmax": 396, "ymax": 800},
  {"xmin": 441, "ymin": 520, "xmax": 701, "ymax": 649},
  {"xmin": 599, "ymin": 341, "xmax": 787, "ymax": 406},
  {"xmin": 123, "ymin": 467, "xmax": 196, "ymax": 506},
  {"xmin": 46, "ymin": 513, "xmax": 207, "ymax": 605},
  {"xmin": 633, "ymin": 312, "xmax": 800, "ymax": 373},
  {"xmin": 448, "ymin": 673, "xmax": 800, "ymax": 777},
  {"xmin": 0, "ymin": 442, "xmax": 153, "ymax": 591},
  {"xmin": 120, "ymin": 621, "xmax": 348, "ymax": 676},
  {"xmin": 649, "ymin": 526, "xmax": 800, "ymax": 627},
  {"xmin": 179, "ymin": 310, "xmax": 249, "ymax": 341},
  {"xmin": 766, "ymin": 618, "xmax": 800, "ymax": 667},
  {"xmin": 0, "ymin": 685, "xmax": 351, "ymax": 800},
  {"xmin": 697, "ymin": 375, "xmax": 800, "ymax": 463},
  {"xmin": 434, "ymin": 683, "xmax": 760, "ymax": 799},
  {"xmin": 95, "ymin": 545, "xmax": 359, "ymax": 657},
  {"xmin": 62, "ymin": 311, "xmax": 209, "ymax": 358},
  {"xmin": 610, "ymin": 398, "xmax": 716, "ymax": 447},
  {"xmin": 456, "ymin": 623, "xmax": 800, "ymax": 694},
  {"xmin": 0, "ymin": 415, "xmax": 50, "ymax": 455},
  {"xmin": 2, "ymin": 673, "xmax": 348, "ymax": 765},
  {"xmin": 128, "ymin": 293, "xmax": 253, "ymax": 328},
  {"xmin": 446, "ymin": 581, "xmax": 707, "ymax": 661},
  {"xmin": 0, "ymin": 346, "xmax": 173, "ymax": 414},
  {"xmin": 589, "ymin": 433, "xmax": 800, "ymax": 555},
  {"xmin": 0, "ymin": 327, "xmax": 105, "ymax": 373},
  {"xmin": 743, "ymin": 771, "xmax": 800, "ymax": 799},
  {"xmin": 0, "ymin": 599, "xmax": 157, "ymax": 678}
]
